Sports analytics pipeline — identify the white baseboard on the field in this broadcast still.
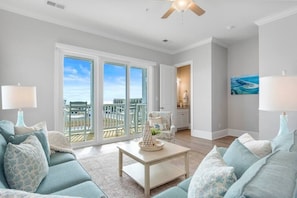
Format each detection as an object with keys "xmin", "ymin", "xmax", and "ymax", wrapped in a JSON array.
[
  {"xmin": 191, "ymin": 128, "xmax": 259, "ymax": 140},
  {"xmin": 191, "ymin": 129, "xmax": 228, "ymax": 140},
  {"xmin": 227, "ymin": 129, "xmax": 259, "ymax": 139},
  {"xmin": 191, "ymin": 130, "xmax": 212, "ymax": 140}
]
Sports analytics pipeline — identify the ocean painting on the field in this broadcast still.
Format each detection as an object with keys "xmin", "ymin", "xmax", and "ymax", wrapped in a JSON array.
[{"xmin": 231, "ymin": 75, "xmax": 259, "ymax": 95}]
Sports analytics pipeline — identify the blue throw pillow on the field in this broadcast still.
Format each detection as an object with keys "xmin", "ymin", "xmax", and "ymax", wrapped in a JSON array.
[
  {"xmin": 0, "ymin": 120, "xmax": 15, "ymax": 142},
  {"xmin": 223, "ymin": 139, "xmax": 259, "ymax": 179},
  {"xmin": 225, "ymin": 150, "xmax": 297, "ymax": 198},
  {"xmin": 8, "ymin": 129, "xmax": 50, "ymax": 164}
]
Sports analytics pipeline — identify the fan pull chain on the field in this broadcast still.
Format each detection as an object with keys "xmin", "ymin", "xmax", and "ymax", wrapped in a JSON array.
[{"xmin": 181, "ymin": 11, "xmax": 184, "ymax": 25}]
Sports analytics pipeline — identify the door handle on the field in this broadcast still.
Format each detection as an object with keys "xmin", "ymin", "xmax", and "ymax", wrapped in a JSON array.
[{"xmin": 160, "ymin": 107, "xmax": 164, "ymax": 110}]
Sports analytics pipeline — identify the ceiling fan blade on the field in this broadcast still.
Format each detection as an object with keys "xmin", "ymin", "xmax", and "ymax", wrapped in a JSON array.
[
  {"xmin": 161, "ymin": 7, "xmax": 175, "ymax": 19},
  {"xmin": 189, "ymin": 3, "xmax": 205, "ymax": 16}
]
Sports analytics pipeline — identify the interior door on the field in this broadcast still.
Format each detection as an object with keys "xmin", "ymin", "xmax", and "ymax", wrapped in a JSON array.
[{"xmin": 160, "ymin": 64, "xmax": 177, "ymax": 125}]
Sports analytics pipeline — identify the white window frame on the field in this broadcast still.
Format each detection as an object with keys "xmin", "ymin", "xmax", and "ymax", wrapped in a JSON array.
[{"xmin": 54, "ymin": 43, "xmax": 155, "ymax": 146}]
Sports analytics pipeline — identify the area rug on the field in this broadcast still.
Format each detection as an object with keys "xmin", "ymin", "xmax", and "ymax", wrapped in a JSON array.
[{"xmin": 78, "ymin": 150, "xmax": 205, "ymax": 198}]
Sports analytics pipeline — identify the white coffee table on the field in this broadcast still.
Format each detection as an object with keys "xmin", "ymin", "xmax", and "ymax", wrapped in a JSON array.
[{"xmin": 118, "ymin": 140, "xmax": 190, "ymax": 197}]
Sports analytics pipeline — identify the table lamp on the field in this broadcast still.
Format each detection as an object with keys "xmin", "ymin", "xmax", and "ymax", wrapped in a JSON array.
[
  {"xmin": 259, "ymin": 74, "xmax": 297, "ymax": 136},
  {"xmin": 1, "ymin": 85, "xmax": 37, "ymax": 127}
]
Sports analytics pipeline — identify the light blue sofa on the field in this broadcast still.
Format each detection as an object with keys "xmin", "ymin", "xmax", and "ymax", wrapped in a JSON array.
[
  {"xmin": 0, "ymin": 120, "xmax": 107, "ymax": 198},
  {"xmin": 154, "ymin": 131, "xmax": 297, "ymax": 198}
]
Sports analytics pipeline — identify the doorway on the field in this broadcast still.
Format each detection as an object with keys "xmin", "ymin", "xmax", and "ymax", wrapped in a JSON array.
[{"xmin": 176, "ymin": 64, "xmax": 191, "ymax": 130}]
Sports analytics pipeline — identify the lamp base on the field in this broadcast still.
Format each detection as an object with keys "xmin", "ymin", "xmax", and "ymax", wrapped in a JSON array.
[
  {"xmin": 16, "ymin": 110, "xmax": 26, "ymax": 127},
  {"xmin": 278, "ymin": 114, "xmax": 289, "ymax": 136}
]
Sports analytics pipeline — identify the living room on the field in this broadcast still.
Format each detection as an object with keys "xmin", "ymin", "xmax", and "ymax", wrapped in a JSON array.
[
  {"xmin": 1, "ymin": 1, "xmax": 297, "ymax": 197},
  {"xmin": 1, "ymin": 2, "xmax": 297, "ymax": 141}
]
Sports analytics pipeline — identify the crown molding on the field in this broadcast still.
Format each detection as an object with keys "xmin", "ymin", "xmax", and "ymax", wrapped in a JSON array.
[
  {"xmin": 0, "ymin": 5, "xmax": 226, "ymax": 56},
  {"xmin": 255, "ymin": 6, "xmax": 297, "ymax": 26},
  {"xmin": 0, "ymin": 6, "xmax": 174, "ymax": 55},
  {"xmin": 171, "ymin": 37, "xmax": 228, "ymax": 55}
]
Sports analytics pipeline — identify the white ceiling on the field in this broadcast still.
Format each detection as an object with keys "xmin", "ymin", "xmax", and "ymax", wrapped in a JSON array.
[{"xmin": 1, "ymin": 0, "xmax": 297, "ymax": 54}]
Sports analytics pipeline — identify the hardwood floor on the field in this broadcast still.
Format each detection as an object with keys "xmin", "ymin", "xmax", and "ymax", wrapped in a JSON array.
[{"xmin": 74, "ymin": 129, "xmax": 236, "ymax": 159}]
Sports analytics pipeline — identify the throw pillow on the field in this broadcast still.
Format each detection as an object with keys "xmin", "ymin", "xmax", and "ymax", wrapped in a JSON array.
[
  {"xmin": 9, "ymin": 129, "xmax": 51, "ymax": 164},
  {"xmin": 14, "ymin": 121, "xmax": 48, "ymax": 134},
  {"xmin": 225, "ymin": 150, "xmax": 297, "ymax": 198},
  {"xmin": 4, "ymin": 135, "xmax": 49, "ymax": 192},
  {"xmin": 0, "ymin": 120, "xmax": 15, "ymax": 142},
  {"xmin": 223, "ymin": 139, "xmax": 259, "ymax": 178},
  {"xmin": 238, "ymin": 133, "xmax": 272, "ymax": 158},
  {"xmin": 188, "ymin": 146, "xmax": 237, "ymax": 198},
  {"xmin": 14, "ymin": 121, "xmax": 50, "ymax": 160},
  {"xmin": 149, "ymin": 117, "xmax": 165, "ymax": 130},
  {"xmin": 271, "ymin": 129, "xmax": 297, "ymax": 152}
]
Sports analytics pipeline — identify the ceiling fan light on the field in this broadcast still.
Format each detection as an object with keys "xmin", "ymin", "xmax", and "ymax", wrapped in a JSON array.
[{"xmin": 172, "ymin": 0, "xmax": 192, "ymax": 12}]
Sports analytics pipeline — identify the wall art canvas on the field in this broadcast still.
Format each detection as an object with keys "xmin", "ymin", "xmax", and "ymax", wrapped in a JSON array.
[{"xmin": 231, "ymin": 75, "xmax": 259, "ymax": 95}]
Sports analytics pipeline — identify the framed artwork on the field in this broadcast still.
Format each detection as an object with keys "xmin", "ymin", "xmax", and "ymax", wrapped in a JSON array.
[{"xmin": 231, "ymin": 74, "xmax": 259, "ymax": 95}]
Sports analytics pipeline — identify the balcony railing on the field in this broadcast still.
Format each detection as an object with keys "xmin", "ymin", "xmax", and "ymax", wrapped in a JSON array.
[{"xmin": 64, "ymin": 102, "xmax": 147, "ymax": 142}]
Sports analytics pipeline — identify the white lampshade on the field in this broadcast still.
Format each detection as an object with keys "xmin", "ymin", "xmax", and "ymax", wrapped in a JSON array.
[
  {"xmin": 259, "ymin": 76, "xmax": 297, "ymax": 112},
  {"xmin": 1, "ymin": 85, "xmax": 37, "ymax": 110}
]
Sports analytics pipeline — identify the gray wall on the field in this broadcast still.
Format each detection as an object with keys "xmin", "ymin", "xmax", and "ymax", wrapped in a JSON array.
[
  {"xmin": 0, "ymin": 10, "xmax": 171, "ymax": 129},
  {"xmin": 259, "ymin": 13, "xmax": 297, "ymax": 140},
  {"xmin": 212, "ymin": 43, "xmax": 228, "ymax": 132},
  {"xmin": 173, "ymin": 41, "xmax": 228, "ymax": 139},
  {"xmin": 228, "ymin": 37, "xmax": 259, "ymax": 138}
]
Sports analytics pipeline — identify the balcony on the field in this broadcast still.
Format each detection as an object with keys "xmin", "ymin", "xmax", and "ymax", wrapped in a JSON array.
[{"xmin": 64, "ymin": 101, "xmax": 147, "ymax": 143}]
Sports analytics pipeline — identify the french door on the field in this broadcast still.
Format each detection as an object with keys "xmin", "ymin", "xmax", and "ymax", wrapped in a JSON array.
[
  {"xmin": 63, "ymin": 56, "xmax": 94, "ymax": 144},
  {"xmin": 102, "ymin": 61, "xmax": 148, "ymax": 142},
  {"xmin": 55, "ymin": 43, "xmax": 153, "ymax": 147}
]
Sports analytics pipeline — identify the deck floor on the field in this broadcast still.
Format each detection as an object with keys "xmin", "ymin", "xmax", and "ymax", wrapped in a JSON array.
[{"xmin": 67, "ymin": 127, "xmax": 144, "ymax": 143}]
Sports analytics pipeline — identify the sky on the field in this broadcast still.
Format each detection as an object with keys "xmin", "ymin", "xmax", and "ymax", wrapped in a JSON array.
[{"xmin": 63, "ymin": 57, "xmax": 145, "ymax": 104}]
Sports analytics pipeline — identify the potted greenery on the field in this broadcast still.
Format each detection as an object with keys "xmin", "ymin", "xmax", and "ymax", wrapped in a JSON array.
[{"xmin": 150, "ymin": 128, "xmax": 161, "ymax": 142}]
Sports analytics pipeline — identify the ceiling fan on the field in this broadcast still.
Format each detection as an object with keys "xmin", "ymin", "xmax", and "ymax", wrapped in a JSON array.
[{"xmin": 161, "ymin": 0, "xmax": 205, "ymax": 19}]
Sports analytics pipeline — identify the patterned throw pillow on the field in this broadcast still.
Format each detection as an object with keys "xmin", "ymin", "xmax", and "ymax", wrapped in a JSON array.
[
  {"xmin": 188, "ymin": 146, "xmax": 237, "ymax": 198},
  {"xmin": 149, "ymin": 117, "xmax": 165, "ymax": 130},
  {"xmin": 4, "ymin": 135, "xmax": 49, "ymax": 192}
]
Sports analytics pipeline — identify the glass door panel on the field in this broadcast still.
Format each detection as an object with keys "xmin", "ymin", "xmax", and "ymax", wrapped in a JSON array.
[
  {"xmin": 130, "ymin": 67, "xmax": 148, "ymax": 136},
  {"xmin": 103, "ymin": 62, "xmax": 127, "ymax": 140},
  {"xmin": 63, "ymin": 56, "xmax": 94, "ymax": 143}
]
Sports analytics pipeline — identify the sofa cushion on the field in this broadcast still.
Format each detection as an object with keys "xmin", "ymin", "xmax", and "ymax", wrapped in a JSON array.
[
  {"xmin": 4, "ymin": 135, "xmax": 49, "ymax": 192},
  {"xmin": 51, "ymin": 181, "xmax": 107, "ymax": 198},
  {"xmin": 49, "ymin": 152, "xmax": 76, "ymax": 166},
  {"xmin": 271, "ymin": 129, "xmax": 297, "ymax": 152},
  {"xmin": 153, "ymin": 186, "xmax": 188, "ymax": 198},
  {"xmin": 36, "ymin": 161, "xmax": 91, "ymax": 194},
  {"xmin": 188, "ymin": 146, "xmax": 237, "ymax": 198},
  {"xmin": 0, "ymin": 188, "xmax": 79, "ymax": 198},
  {"xmin": 9, "ymin": 129, "xmax": 51, "ymax": 164},
  {"xmin": 225, "ymin": 150, "xmax": 297, "ymax": 198},
  {"xmin": 238, "ymin": 133, "xmax": 272, "ymax": 158},
  {"xmin": 0, "ymin": 120, "xmax": 15, "ymax": 142},
  {"xmin": 223, "ymin": 139, "xmax": 259, "ymax": 178}
]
